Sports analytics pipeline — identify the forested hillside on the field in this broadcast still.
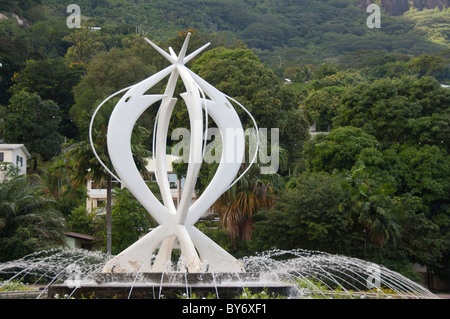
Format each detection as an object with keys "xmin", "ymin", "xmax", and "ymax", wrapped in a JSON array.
[
  {"xmin": 1, "ymin": 0, "xmax": 450, "ymax": 104},
  {"xmin": 2, "ymin": 1, "xmax": 450, "ymax": 67},
  {"xmin": 41, "ymin": 0, "xmax": 450, "ymax": 66},
  {"xmin": 0, "ymin": 0, "xmax": 449, "ymax": 289}
]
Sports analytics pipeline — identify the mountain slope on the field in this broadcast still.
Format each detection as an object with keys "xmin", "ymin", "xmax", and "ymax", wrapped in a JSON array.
[
  {"xmin": 35, "ymin": 0, "xmax": 449, "ymax": 67},
  {"xmin": 1, "ymin": 0, "xmax": 449, "ymax": 71}
]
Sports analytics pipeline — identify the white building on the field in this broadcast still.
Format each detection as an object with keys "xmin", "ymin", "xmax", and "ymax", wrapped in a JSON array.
[
  {"xmin": 0, "ymin": 143, "xmax": 31, "ymax": 180},
  {"xmin": 86, "ymin": 178, "xmax": 110, "ymax": 213}
]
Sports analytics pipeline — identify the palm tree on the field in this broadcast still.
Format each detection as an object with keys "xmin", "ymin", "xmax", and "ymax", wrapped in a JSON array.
[
  {"xmin": 68, "ymin": 98, "xmax": 151, "ymax": 256},
  {"xmin": 344, "ymin": 166, "xmax": 402, "ymax": 249},
  {"xmin": 213, "ymin": 167, "xmax": 278, "ymax": 244},
  {"xmin": 211, "ymin": 141, "xmax": 286, "ymax": 245},
  {"xmin": 0, "ymin": 169, "xmax": 65, "ymax": 261}
]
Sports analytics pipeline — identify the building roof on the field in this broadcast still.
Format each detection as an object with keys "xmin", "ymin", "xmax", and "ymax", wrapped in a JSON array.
[
  {"xmin": 0, "ymin": 144, "xmax": 31, "ymax": 158},
  {"xmin": 64, "ymin": 232, "xmax": 94, "ymax": 241}
]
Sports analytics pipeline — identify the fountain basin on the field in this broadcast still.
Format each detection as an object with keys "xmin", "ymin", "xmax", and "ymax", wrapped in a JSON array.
[{"xmin": 48, "ymin": 272, "xmax": 296, "ymax": 299}]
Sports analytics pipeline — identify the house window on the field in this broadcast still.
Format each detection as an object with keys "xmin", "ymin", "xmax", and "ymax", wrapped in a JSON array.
[
  {"xmin": 16, "ymin": 155, "xmax": 23, "ymax": 167},
  {"xmin": 0, "ymin": 152, "xmax": 4, "ymax": 162}
]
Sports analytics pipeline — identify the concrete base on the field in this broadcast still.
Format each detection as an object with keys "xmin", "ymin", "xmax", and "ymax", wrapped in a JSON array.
[
  {"xmin": 47, "ymin": 272, "xmax": 297, "ymax": 299},
  {"xmin": 94, "ymin": 272, "xmax": 261, "ymax": 285}
]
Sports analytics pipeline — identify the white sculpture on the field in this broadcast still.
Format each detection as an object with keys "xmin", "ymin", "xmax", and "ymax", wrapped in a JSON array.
[{"xmin": 90, "ymin": 33, "xmax": 258, "ymax": 273}]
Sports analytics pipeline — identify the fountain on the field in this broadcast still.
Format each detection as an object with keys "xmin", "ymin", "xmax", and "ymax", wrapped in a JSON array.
[
  {"xmin": 0, "ymin": 248, "xmax": 437, "ymax": 299},
  {"xmin": 0, "ymin": 248, "xmax": 107, "ymax": 299},
  {"xmin": 0, "ymin": 34, "xmax": 438, "ymax": 300}
]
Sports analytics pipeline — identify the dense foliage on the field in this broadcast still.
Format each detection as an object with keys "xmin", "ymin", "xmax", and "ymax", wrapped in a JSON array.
[
  {"xmin": 0, "ymin": 0, "xmax": 449, "ymax": 287},
  {"xmin": 0, "ymin": 170, "xmax": 65, "ymax": 261}
]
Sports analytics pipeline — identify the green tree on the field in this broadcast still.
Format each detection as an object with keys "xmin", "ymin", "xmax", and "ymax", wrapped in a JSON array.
[
  {"xmin": 9, "ymin": 58, "xmax": 85, "ymax": 138},
  {"xmin": 41, "ymin": 152, "xmax": 86, "ymax": 217},
  {"xmin": 1, "ymin": 91, "xmax": 62, "ymax": 169},
  {"xmin": 70, "ymin": 47, "xmax": 156, "ymax": 126},
  {"xmin": 310, "ymin": 69, "xmax": 365, "ymax": 89},
  {"xmin": 189, "ymin": 47, "xmax": 282, "ymax": 130},
  {"xmin": 395, "ymin": 144, "xmax": 450, "ymax": 206},
  {"xmin": 0, "ymin": 18, "xmax": 37, "ymax": 104},
  {"xmin": 302, "ymin": 86, "xmax": 343, "ymax": 131},
  {"xmin": 66, "ymin": 205, "xmax": 94, "ymax": 236},
  {"xmin": 276, "ymin": 107, "xmax": 310, "ymax": 167},
  {"xmin": 252, "ymin": 172, "xmax": 351, "ymax": 254},
  {"xmin": 334, "ymin": 76, "xmax": 450, "ymax": 147},
  {"xmin": 63, "ymin": 27, "xmax": 106, "ymax": 64},
  {"xmin": 407, "ymin": 54, "xmax": 448, "ymax": 80},
  {"xmin": 407, "ymin": 113, "xmax": 450, "ymax": 149},
  {"xmin": 312, "ymin": 63, "xmax": 338, "ymax": 80},
  {"xmin": 110, "ymin": 188, "xmax": 155, "ymax": 255},
  {"xmin": 342, "ymin": 165, "xmax": 401, "ymax": 250},
  {"xmin": 396, "ymin": 198, "xmax": 445, "ymax": 267},
  {"xmin": 303, "ymin": 126, "xmax": 381, "ymax": 173},
  {"xmin": 0, "ymin": 170, "xmax": 65, "ymax": 261}
]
